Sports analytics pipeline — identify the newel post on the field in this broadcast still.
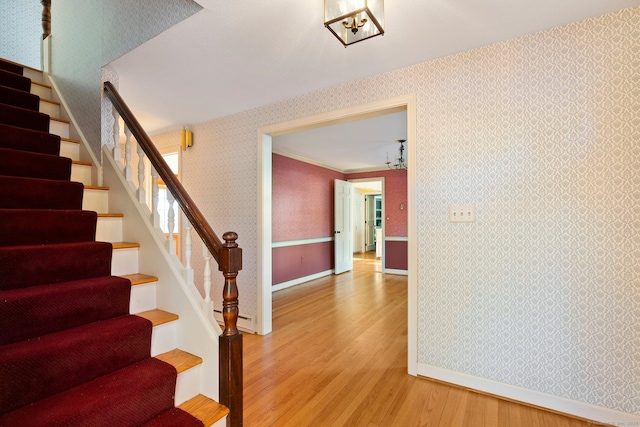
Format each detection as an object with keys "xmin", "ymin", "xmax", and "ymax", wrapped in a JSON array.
[
  {"xmin": 219, "ymin": 232, "xmax": 243, "ymax": 427},
  {"xmin": 41, "ymin": 0, "xmax": 51, "ymax": 39}
]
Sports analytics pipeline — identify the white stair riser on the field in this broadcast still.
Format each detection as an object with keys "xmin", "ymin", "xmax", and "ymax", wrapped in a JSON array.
[
  {"xmin": 23, "ymin": 68, "xmax": 43, "ymax": 83},
  {"xmin": 30, "ymin": 83, "xmax": 51, "ymax": 99},
  {"xmin": 71, "ymin": 163, "xmax": 92, "ymax": 185},
  {"xmin": 82, "ymin": 188, "xmax": 108, "ymax": 212},
  {"xmin": 49, "ymin": 120, "xmax": 69, "ymax": 138},
  {"xmin": 174, "ymin": 365, "xmax": 201, "ymax": 406},
  {"xmin": 130, "ymin": 282, "xmax": 157, "ymax": 314},
  {"xmin": 39, "ymin": 100, "xmax": 60, "ymax": 117},
  {"xmin": 96, "ymin": 216, "xmax": 123, "ymax": 242},
  {"xmin": 150, "ymin": 321, "xmax": 177, "ymax": 356},
  {"xmin": 211, "ymin": 416, "xmax": 227, "ymax": 427},
  {"xmin": 60, "ymin": 141, "xmax": 80, "ymax": 161},
  {"xmin": 111, "ymin": 247, "xmax": 139, "ymax": 276}
]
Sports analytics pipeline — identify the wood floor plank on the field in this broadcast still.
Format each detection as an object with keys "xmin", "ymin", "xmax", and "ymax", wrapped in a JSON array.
[{"xmin": 244, "ymin": 263, "xmax": 598, "ymax": 426}]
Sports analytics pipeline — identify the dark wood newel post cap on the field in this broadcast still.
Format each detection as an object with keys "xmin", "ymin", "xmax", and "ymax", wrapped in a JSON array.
[{"xmin": 220, "ymin": 232, "xmax": 242, "ymax": 272}]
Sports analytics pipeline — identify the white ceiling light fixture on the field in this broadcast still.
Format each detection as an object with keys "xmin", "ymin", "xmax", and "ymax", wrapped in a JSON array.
[
  {"xmin": 386, "ymin": 139, "xmax": 407, "ymax": 170},
  {"xmin": 324, "ymin": 0, "xmax": 384, "ymax": 47}
]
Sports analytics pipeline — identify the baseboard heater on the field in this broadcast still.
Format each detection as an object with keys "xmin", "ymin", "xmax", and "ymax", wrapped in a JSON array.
[{"xmin": 213, "ymin": 308, "xmax": 255, "ymax": 334}]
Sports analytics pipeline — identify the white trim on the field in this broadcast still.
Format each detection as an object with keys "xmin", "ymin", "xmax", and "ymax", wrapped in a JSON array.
[
  {"xmin": 385, "ymin": 236, "xmax": 408, "ymax": 242},
  {"xmin": 417, "ymin": 363, "xmax": 640, "ymax": 425},
  {"xmin": 273, "ymin": 149, "xmax": 395, "ymax": 175},
  {"xmin": 272, "ymin": 270, "xmax": 333, "ymax": 292},
  {"xmin": 385, "ymin": 268, "xmax": 408, "ymax": 276},
  {"xmin": 406, "ymin": 94, "xmax": 417, "ymax": 376},
  {"xmin": 273, "ymin": 150, "xmax": 344, "ymax": 173},
  {"xmin": 272, "ymin": 237, "xmax": 333, "ymax": 248},
  {"xmin": 258, "ymin": 94, "xmax": 418, "ymax": 382},
  {"xmin": 257, "ymin": 133, "xmax": 272, "ymax": 335}
]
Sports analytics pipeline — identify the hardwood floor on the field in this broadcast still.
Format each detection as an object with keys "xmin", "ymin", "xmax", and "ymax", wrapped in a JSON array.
[{"xmin": 244, "ymin": 268, "xmax": 594, "ymax": 426}]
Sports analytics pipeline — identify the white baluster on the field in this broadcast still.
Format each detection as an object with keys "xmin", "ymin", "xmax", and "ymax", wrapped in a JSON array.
[
  {"xmin": 202, "ymin": 243, "xmax": 214, "ymax": 323},
  {"xmin": 202, "ymin": 243, "xmax": 212, "ymax": 303},
  {"xmin": 124, "ymin": 125, "xmax": 133, "ymax": 182},
  {"xmin": 150, "ymin": 166, "xmax": 160, "ymax": 229},
  {"xmin": 166, "ymin": 190, "xmax": 176, "ymax": 254},
  {"xmin": 112, "ymin": 106, "xmax": 121, "ymax": 166},
  {"xmin": 183, "ymin": 221, "xmax": 194, "ymax": 285},
  {"xmin": 136, "ymin": 143, "xmax": 146, "ymax": 203}
]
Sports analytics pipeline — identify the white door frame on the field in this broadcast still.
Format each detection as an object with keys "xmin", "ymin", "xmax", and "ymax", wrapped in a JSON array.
[
  {"xmin": 350, "ymin": 178, "xmax": 385, "ymax": 270},
  {"xmin": 256, "ymin": 94, "xmax": 418, "ymax": 376}
]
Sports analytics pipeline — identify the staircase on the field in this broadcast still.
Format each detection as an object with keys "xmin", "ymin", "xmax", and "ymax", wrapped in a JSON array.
[{"xmin": 0, "ymin": 59, "xmax": 228, "ymax": 426}]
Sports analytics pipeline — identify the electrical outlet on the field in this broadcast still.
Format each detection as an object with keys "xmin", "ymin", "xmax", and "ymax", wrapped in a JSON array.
[{"xmin": 449, "ymin": 205, "xmax": 475, "ymax": 223}]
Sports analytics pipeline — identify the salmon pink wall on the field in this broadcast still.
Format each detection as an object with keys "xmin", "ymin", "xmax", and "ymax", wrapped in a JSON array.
[
  {"xmin": 272, "ymin": 154, "xmax": 345, "ymax": 242},
  {"xmin": 347, "ymin": 169, "xmax": 408, "ymax": 237},
  {"xmin": 272, "ymin": 242, "xmax": 333, "ymax": 284}
]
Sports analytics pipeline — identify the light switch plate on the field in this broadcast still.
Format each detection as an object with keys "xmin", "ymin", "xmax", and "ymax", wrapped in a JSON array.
[{"xmin": 449, "ymin": 205, "xmax": 475, "ymax": 223}]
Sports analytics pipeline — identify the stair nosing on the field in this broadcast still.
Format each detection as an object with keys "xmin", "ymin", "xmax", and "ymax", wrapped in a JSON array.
[
  {"xmin": 155, "ymin": 349, "xmax": 202, "ymax": 374},
  {"xmin": 31, "ymin": 81, "xmax": 51, "ymax": 89},
  {"xmin": 72, "ymin": 160, "xmax": 92, "ymax": 166},
  {"xmin": 40, "ymin": 98, "xmax": 60, "ymax": 106},
  {"xmin": 50, "ymin": 117, "xmax": 70, "ymax": 124},
  {"xmin": 120, "ymin": 273, "xmax": 158, "ymax": 286},
  {"xmin": 97, "ymin": 213, "xmax": 123, "ymax": 218},
  {"xmin": 84, "ymin": 185, "xmax": 109, "ymax": 191},
  {"xmin": 112, "ymin": 242, "xmax": 140, "ymax": 249},
  {"xmin": 179, "ymin": 394, "xmax": 229, "ymax": 427},
  {"xmin": 136, "ymin": 309, "xmax": 179, "ymax": 326}
]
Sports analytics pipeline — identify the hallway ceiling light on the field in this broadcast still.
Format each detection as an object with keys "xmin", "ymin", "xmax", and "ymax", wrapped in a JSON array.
[
  {"xmin": 386, "ymin": 139, "xmax": 407, "ymax": 170},
  {"xmin": 324, "ymin": 0, "xmax": 384, "ymax": 47}
]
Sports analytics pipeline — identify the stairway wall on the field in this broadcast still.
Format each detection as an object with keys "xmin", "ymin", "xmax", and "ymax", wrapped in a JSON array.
[
  {"xmin": 0, "ymin": 0, "xmax": 41, "ymax": 69},
  {"xmin": 49, "ymin": 0, "xmax": 202, "ymax": 161}
]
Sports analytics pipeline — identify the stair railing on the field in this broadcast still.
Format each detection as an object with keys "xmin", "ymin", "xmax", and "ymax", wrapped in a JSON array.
[{"xmin": 103, "ymin": 81, "xmax": 243, "ymax": 427}]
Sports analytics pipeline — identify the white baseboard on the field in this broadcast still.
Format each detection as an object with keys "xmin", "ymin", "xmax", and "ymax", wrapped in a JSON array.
[
  {"xmin": 417, "ymin": 363, "xmax": 640, "ymax": 425},
  {"xmin": 213, "ymin": 309, "xmax": 255, "ymax": 334},
  {"xmin": 272, "ymin": 270, "xmax": 333, "ymax": 292},
  {"xmin": 385, "ymin": 268, "xmax": 408, "ymax": 276}
]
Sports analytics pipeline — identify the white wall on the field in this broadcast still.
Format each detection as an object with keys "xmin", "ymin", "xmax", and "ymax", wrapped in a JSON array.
[
  {"xmin": 50, "ymin": 0, "xmax": 201, "ymax": 160},
  {"xmin": 154, "ymin": 8, "xmax": 640, "ymax": 416}
]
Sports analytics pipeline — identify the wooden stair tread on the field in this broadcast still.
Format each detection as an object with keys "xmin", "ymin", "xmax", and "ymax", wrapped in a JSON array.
[
  {"xmin": 179, "ymin": 395, "xmax": 229, "ymax": 427},
  {"xmin": 155, "ymin": 349, "xmax": 202, "ymax": 373},
  {"xmin": 50, "ymin": 117, "xmax": 70, "ymax": 124},
  {"xmin": 112, "ymin": 242, "xmax": 140, "ymax": 249},
  {"xmin": 97, "ymin": 213, "xmax": 123, "ymax": 218},
  {"xmin": 72, "ymin": 160, "xmax": 92, "ymax": 166},
  {"xmin": 120, "ymin": 273, "xmax": 158, "ymax": 286},
  {"xmin": 62, "ymin": 137, "xmax": 80, "ymax": 144},
  {"xmin": 136, "ymin": 309, "xmax": 179, "ymax": 326},
  {"xmin": 84, "ymin": 185, "xmax": 109, "ymax": 191},
  {"xmin": 41, "ymin": 98, "xmax": 60, "ymax": 106},
  {"xmin": 32, "ymin": 81, "xmax": 51, "ymax": 89}
]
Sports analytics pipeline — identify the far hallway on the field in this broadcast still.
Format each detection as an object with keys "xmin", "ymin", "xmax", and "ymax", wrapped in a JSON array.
[{"xmin": 243, "ymin": 268, "xmax": 592, "ymax": 426}]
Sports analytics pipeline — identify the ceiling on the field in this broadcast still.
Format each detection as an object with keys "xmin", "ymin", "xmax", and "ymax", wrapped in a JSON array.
[{"xmin": 107, "ymin": 0, "xmax": 640, "ymax": 171}]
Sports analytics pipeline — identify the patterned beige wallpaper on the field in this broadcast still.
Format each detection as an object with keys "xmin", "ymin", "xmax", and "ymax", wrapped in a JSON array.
[
  {"xmin": 155, "ymin": 7, "xmax": 639, "ymax": 414},
  {"xmin": 0, "ymin": 0, "xmax": 41, "ymax": 68}
]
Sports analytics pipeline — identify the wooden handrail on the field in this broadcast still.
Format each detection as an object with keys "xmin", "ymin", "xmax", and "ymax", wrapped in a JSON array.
[
  {"xmin": 103, "ymin": 81, "xmax": 243, "ymax": 426},
  {"xmin": 104, "ymin": 81, "xmax": 224, "ymax": 262}
]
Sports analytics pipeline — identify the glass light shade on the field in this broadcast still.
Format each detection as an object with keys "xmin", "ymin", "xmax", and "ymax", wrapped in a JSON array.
[{"xmin": 324, "ymin": 0, "xmax": 384, "ymax": 46}]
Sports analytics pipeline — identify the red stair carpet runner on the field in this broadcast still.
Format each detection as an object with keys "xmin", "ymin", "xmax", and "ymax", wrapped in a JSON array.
[{"xmin": 0, "ymin": 60, "xmax": 203, "ymax": 426}]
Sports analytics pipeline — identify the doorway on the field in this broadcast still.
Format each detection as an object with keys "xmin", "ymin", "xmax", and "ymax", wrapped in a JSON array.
[
  {"xmin": 257, "ymin": 94, "xmax": 418, "ymax": 376},
  {"xmin": 352, "ymin": 179, "xmax": 384, "ymax": 273}
]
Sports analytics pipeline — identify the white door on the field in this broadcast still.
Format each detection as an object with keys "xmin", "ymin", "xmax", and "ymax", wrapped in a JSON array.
[
  {"xmin": 365, "ymin": 195, "xmax": 376, "ymax": 251},
  {"xmin": 334, "ymin": 179, "xmax": 353, "ymax": 274}
]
